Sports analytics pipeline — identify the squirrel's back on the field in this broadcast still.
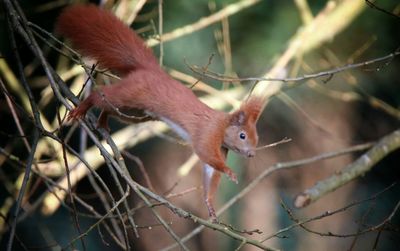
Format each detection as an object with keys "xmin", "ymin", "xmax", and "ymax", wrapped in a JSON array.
[{"xmin": 56, "ymin": 5, "xmax": 158, "ymax": 75}]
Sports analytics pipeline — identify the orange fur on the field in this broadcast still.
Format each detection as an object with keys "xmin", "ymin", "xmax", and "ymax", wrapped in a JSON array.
[
  {"xmin": 57, "ymin": 5, "xmax": 264, "ymax": 219},
  {"xmin": 56, "ymin": 5, "xmax": 157, "ymax": 75}
]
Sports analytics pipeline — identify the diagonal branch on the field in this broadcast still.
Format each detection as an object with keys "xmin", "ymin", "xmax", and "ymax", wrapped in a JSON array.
[
  {"xmin": 146, "ymin": 0, "xmax": 261, "ymax": 47},
  {"xmin": 6, "ymin": 129, "xmax": 39, "ymax": 251},
  {"xmin": 162, "ymin": 142, "xmax": 374, "ymax": 250},
  {"xmin": 294, "ymin": 129, "xmax": 400, "ymax": 208}
]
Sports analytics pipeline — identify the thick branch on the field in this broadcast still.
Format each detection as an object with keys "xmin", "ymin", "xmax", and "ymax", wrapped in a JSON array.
[
  {"xmin": 295, "ymin": 129, "xmax": 400, "ymax": 208},
  {"xmin": 251, "ymin": 0, "xmax": 366, "ymax": 101}
]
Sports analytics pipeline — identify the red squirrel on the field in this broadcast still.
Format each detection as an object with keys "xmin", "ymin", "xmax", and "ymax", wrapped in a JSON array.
[{"xmin": 57, "ymin": 5, "xmax": 263, "ymax": 219}]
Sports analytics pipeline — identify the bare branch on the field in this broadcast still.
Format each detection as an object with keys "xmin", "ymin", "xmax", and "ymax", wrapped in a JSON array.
[
  {"xmin": 162, "ymin": 142, "xmax": 374, "ymax": 250},
  {"xmin": 146, "ymin": 0, "xmax": 261, "ymax": 47},
  {"xmin": 365, "ymin": 0, "xmax": 400, "ymax": 19},
  {"xmin": 6, "ymin": 130, "xmax": 39, "ymax": 251},
  {"xmin": 256, "ymin": 137, "xmax": 292, "ymax": 151},
  {"xmin": 282, "ymin": 196, "xmax": 400, "ymax": 238},
  {"xmin": 262, "ymin": 183, "xmax": 397, "ymax": 242},
  {"xmin": 295, "ymin": 129, "xmax": 400, "ymax": 208},
  {"xmin": 62, "ymin": 185, "xmax": 130, "ymax": 250},
  {"xmin": 189, "ymin": 50, "xmax": 400, "ymax": 84}
]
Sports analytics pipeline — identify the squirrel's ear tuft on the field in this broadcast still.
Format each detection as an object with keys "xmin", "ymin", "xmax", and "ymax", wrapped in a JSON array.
[
  {"xmin": 229, "ymin": 97, "xmax": 263, "ymax": 126},
  {"xmin": 230, "ymin": 110, "xmax": 246, "ymax": 126},
  {"xmin": 240, "ymin": 96, "xmax": 263, "ymax": 123}
]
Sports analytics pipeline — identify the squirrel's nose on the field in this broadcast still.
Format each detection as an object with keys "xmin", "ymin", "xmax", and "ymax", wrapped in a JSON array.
[{"xmin": 247, "ymin": 150, "xmax": 255, "ymax": 158}]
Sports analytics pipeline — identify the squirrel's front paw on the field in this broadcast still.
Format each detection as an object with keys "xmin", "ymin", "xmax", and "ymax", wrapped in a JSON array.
[
  {"xmin": 225, "ymin": 168, "xmax": 238, "ymax": 184},
  {"xmin": 68, "ymin": 107, "xmax": 85, "ymax": 121}
]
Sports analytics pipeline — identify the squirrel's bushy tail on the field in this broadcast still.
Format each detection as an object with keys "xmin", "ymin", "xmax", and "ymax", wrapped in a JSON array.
[{"xmin": 56, "ymin": 5, "xmax": 157, "ymax": 75}]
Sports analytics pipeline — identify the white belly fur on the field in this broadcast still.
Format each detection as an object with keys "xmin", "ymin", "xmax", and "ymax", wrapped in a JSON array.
[{"xmin": 160, "ymin": 116, "xmax": 190, "ymax": 142}]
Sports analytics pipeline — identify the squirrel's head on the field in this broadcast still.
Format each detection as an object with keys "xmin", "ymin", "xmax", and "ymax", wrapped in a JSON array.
[{"xmin": 223, "ymin": 97, "xmax": 263, "ymax": 158}]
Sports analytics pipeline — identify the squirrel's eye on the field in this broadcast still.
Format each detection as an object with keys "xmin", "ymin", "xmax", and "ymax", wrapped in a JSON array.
[{"xmin": 239, "ymin": 132, "xmax": 246, "ymax": 140}]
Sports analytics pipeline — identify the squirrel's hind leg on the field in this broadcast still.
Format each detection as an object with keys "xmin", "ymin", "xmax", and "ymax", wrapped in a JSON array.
[
  {"xmin": 68, "ymin": 94, "xmax": 96, "ymax": 121},
  {"xmin": 203, "ymin": 164, "xmax": 222, "ymax": 222}
]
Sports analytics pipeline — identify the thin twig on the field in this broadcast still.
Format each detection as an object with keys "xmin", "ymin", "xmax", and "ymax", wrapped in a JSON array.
[
  {"xmin": 62, "ymin": 185, "xmax": 131, "ymax": 250},
  {"xmin": 57, "ymin": 108, "xmax": 87, "ymax": 250},
  {"xmin": 188, "ymin": 53, "xmax": 215, "ymax": 89},
  {"xmin": 281, "ymin": 197, "xmax": 400, "ymax": 238},
  {"xmin": 365, "ymin": 0, "xmax": 400, "ymax": 19},
  {"xmin": 256, "ymin": 137, "xmax": 292, "ymax": 151},
  {"xmin": 0, "ymin": 79, "xmax": 31, "ymax": 151},
  {"xmin": 4, "ymin": 154, "xmax": 127, "ymax": 249},
  {"xmin": 100, "ymin": 126, "xmax": 188, "ymax": 250},
  {"xmin": 261, "ymin": 183, "xmax": 397, "ymax": 242},
  {"xmin": 6, "ymin": 129, "xmax": 39, "ymax": 251},
  {"xmin": 122, "ymin": 151, "xmax": 155, "ymax": 191},
  {"xmin": 100, "ymin": 135, "xmax": 132, "ymax": 248},
  {"xmin": 189, "ymin": 50, "xmax": 400, "ymax": 84}
]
